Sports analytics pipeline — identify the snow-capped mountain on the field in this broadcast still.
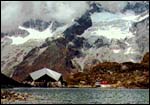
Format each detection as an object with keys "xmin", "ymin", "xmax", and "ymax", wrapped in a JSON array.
[
  {"xmin": 72, "ymin": 9, "xmax": 149, "ymax": 69},
  {"xmin": 1, "ymin": 20, "xmax": 69, "ymax": 77},
  {"xmin": 1, "ymin": 1, "xmax": 149, "ymax": 81}
]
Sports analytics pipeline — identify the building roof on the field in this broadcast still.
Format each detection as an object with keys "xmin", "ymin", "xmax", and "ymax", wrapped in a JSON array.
[{"xmin": 29, "ymin": 68, "xmax": 62, "ymax": 81}]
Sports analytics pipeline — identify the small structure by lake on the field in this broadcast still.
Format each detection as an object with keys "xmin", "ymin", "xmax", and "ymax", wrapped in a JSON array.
[
  {"xmin": 95, "ymin": 81, "xmax": 111, "ymax": 88},
  {"xmin": 24, "ymin": 68, "xmax": 66, "ymax": 87}
]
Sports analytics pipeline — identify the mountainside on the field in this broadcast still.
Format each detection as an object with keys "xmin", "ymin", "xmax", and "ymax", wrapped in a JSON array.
[
  {"xmin": 1, "ymin": 1, "xmax": 149, "ymax": 83},
  {"xmin": 12, "ymin": 37, "xmax": 80, "ymax": 82},
  {"xmin": 66, "ymin": 52, "xmax": 149, "ymax": 88},
  {"xmin": 72, "ymin": 10, "xmax": 149, "ymax": 70},
  {"xmin": 1, "ymin": 73, "xmax": 28, "ymax": 88}
]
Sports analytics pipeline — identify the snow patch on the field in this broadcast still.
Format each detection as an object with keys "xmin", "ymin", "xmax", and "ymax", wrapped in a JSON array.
[
  {"xmin": 91, "ymin": 12, "xmax": 120, "ymax": 23},
  {"xmin": 90, "ymin": 26, "xmax": 134, "ymax": 39},
  {"xmin": 124, "ymin": 47, "xmax": 137, "ymax": 55},
  {"xmin": 128, "ymin": 58, "xmax": 136, "ymax": 63},
  {"xmin": 9, "ymin": 23, "xmax": 54, "ymax": 45},
  {"xmin": 120, "ymin": 13, "xmax": 139, "ymax": 22},
  {"xmin": 125, "ymin": 41, "xmax": 130, "ymax": 46},
  {"xmin": 112, "ymin": 49, "xmax": 121, "ymax": 53},
  {"xmin": 137, "ymin": 13, "xmax": 149, "ymax": 22}
]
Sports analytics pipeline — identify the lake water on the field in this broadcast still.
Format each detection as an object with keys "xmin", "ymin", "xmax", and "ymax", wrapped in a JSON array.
[{"xmin": 3, "ymin": 88, "xmax": 149, "ymax": 104}]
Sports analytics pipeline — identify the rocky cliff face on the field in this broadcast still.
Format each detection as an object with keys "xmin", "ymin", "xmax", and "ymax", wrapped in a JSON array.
[
  {"xmin": 122, "ymin": 1, "xmax": 149, "ymax": 14},
  {"xmin": 12, "ymin": 37, "xmax": 79, "ymax": 82},
  {"xmin": 132, "ymin": 16, "xmax": 149, "ymax": 55},
  {"xmin": 1, "ymin": 39, "xmax": 44, "ymax": 77},
  {"xmin": 141, "ymin": 52, "xmax": 149, "ymax": 64},
  {"xmin": 1, "ymin": 73, "xmax": 27, "ymax": 88}
]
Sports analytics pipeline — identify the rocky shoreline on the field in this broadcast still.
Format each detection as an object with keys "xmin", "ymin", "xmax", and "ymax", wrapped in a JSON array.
[{"xmin": 1, "ymin": 90, "xmax": 33, "ymax": 104}]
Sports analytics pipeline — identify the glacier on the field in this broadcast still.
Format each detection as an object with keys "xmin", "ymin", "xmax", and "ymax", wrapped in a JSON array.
[
  {"xmin": 8, "ymin": 23, "xmax": 53, "ymax": 45},
  {"xmin": 82, "ymin": 11, "xmax": 139, "ymax": 40},
  {"xmin": 82, "ymin": 11, "xmax": 149, "ymax": 40}
]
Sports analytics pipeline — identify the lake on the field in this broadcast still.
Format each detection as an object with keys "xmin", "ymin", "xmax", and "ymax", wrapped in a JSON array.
[{"xmin": 2, "ymin": 88, "xmax": 149, "ymax": 104}]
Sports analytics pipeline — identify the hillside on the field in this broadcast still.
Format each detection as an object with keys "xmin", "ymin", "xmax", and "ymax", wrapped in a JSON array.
[
  {"xmin": 66, "ymin": 52, "xmax": 149, "ymax": 88},
  {"xmin": 1, "ymin": 73, "xmax": 30, "ymax": 88}
]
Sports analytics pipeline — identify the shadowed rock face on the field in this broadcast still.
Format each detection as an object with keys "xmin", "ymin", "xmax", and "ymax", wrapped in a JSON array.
[
  {"xmin": 122, "ymin": 1, "xmax": 149, "ymax": 14},
  {"xmin": 1, "ymin": 73, "xmax": 28, "ymax": 87},
  {"xmin": 64, "ymin": 12, "xmax": 92, "ymax": 41},
  {"xmin": 22, "ymin": 19, "xmax": 63, "ymax": 32},
  {"xmin": 132, "ymin": 17, "xmax": 149, "ymax": 55},
  {"xmin": 22, "ymin": 19, "xmax": 50, "ymax": 31},
  {"xmin": 63, "ymin": 2, "xmax": 109, "ymax": 41},
  {"xmin": 89, "ymin": 3, "xmax": 104, "ymax": 13},
  {"xmin": 141, "ymin": 52, "xmax": 149, "ymax": 64},
  {"xmin": 12, "ymin": 37, "xmax": 79, "ymax": 82}
]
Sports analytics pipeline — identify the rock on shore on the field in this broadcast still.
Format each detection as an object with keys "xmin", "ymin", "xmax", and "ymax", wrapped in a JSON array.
[{"xmin": 1, "ymin": 90, "xmax": 33, "ymax": 104}]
